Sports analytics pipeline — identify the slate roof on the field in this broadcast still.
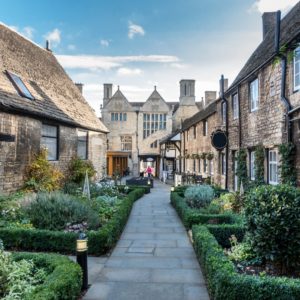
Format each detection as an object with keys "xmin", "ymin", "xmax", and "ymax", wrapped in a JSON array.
[
  {"xmin": 229, "ymin": 2, "xmax": 300, "ymax": 91},
  {"xmin": 181, "ymin": 100, "xmax": 218, "ymax": 131},
  {"xmin": 159, "ymin": 130, "xmax": 181, "ymax": 144},
  {"xmin": 0, "ymin": 24, "xmax": 108, "ymax": 133}
]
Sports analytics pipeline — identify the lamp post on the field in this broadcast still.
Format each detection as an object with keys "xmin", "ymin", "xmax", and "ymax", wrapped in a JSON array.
[{"xmin": 76, "ymin": 233, "xmax": 88, "ymax": 290}]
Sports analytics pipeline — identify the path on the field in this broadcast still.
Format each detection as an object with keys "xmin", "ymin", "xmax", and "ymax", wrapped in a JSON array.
[{"xmin": 84, "ymin": 180, "xmax": 210, "ymax": 300}]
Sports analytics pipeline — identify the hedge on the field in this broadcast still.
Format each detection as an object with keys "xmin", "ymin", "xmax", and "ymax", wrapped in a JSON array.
[
  {"xmin": 0, "ymin": 188, "xmax": 145, "ymax": 255},
  {"xmin": 170, "ymin": 191, "xmax": 239, "ymax": 228},
  {"xmin": 12, "ymin": 252, "xmax": 82, "ymax": 300},
  {"xmin": 192, "ymin": 225, "xmax": 300, "ymax": 300}
]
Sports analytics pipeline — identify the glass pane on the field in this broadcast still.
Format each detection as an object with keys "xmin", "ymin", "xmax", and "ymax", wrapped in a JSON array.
[
  {"xmin": 124, "ymin": 113, "xmax": 127, "ymax": 121},
  {"xmin": 9, "ymin": 72, "xmax": 34, "ymax": 100},
  {"xmin": 77, "ymin": 141, "xmax": 87, "ymax": 159},
  {"xmin": 42, "ymin": 124, "xmax": 57, "ymax": 137},
  {"xmin": 41, "ymin": 137, "xmax": 57, "ymax": 160},
  {"xmin": 78, "ymin": 130, "xmax": 87, "ymax": 141}
]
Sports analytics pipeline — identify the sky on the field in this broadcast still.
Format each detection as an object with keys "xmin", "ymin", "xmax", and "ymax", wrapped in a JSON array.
[{"xmin": 0, "ymin": 0, "xmax": 298, "ymax": 116}]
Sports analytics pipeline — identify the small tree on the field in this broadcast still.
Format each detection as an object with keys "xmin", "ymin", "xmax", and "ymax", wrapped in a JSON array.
[{"xmin": 68, "ymin": 156, "xmax": 96, "ymax": 184}]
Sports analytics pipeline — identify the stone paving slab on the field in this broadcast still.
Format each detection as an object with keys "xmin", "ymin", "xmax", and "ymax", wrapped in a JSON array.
[{"xmin": 83, "ymin": 180, "xmax": 210, "ymax": 300}]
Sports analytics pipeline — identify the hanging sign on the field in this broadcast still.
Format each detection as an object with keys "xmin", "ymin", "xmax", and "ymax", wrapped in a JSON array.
[{"xmin": 211, "ymin": 130, "xmax": 227, "ymax": 150}]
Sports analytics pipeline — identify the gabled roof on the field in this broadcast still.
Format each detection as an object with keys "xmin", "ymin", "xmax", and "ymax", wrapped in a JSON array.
[
  {"xmin": 0, "ymin": 23, "xmax": 108, "ymax": 133},
  {"xmin": 159, "ymin": 130, "xmax": 181, "ymax": 144},
  {"xmin": 181, "ymin": 100, "xmax": 217, "ymax": 131},
  {"xmin": 229, "ymin": 2, "xmax": 300, "ymax": 91}
]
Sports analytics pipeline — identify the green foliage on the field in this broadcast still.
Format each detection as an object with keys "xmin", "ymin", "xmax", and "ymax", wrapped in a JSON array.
[
  {"xmin": 254, "ymin": 145, "xmax": 265, "ymax": 184},
  {"xmin": 211, "ymin": 185, "xmax": 229, "ymax": 198},
  {"xmin": 24, "ymin": 149, "xmax": 64, "ymax": 192},
  {"xmin": 245, "ymin": 184, "xmax": 300, "ymax": 274},
  {"xmin": 184, "ymin": 185, "xmax": 214, "ymax": 208},
  {"xmin": 279, "ymin": 143, "xmax": 297, "ymax": 186},
  {"xmin": 226, "ymin": 237, "xmax": 254, "ymax": 263},
  {"xmin": 236, "ymin": 149, "xmax": 248, "ymax": 190},
  {"xmin": 68, "ymin": 156, "xmax": 96, "ymax": 184},
  {"xmin": 211, "ymin": 192, "xmax": 245, "ymax": 213},
  {"xmin": 24, "ymin": 192, "xmax": 100, "ymax": 231},
  {"xmin": 192, "ymin": 225, "xmax": 300, "ymax": 300}
]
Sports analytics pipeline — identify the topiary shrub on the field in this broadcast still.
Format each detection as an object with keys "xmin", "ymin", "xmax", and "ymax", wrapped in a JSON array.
[
  {"xmin": 68, "ymin": 156, "xmax": 96, "ymax": 184},
  {"xmin": 24, "ymin": 149, "xmax": 64, "ymax": 192},
  {"xmin": 23, "ymin": 192, "xmax": 100, "ymax": 231},
  {"xmin": 184, "ymin": 185, "xmax": 214, "ymax": 209},
  {"xmin": 245, "ymin": 184, "xmax": 300, "ymax": 275}
]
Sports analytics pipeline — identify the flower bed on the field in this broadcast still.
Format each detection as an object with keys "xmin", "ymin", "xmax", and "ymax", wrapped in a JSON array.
[
  {"xmin": 192, "ymin": 225, "xmax": 300, "ymax": 300},
  {"xmin": 0, "ymin": 187, "xmax": 145, "ymax": 255}
]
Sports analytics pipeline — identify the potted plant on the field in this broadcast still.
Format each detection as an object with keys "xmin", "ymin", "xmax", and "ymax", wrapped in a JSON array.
[
  {"xmin": 206, "ymin": 152, "xmax": 214, "ymax": 160},
  {"xmin": 200, "ymin": 152, "xmax": 207, "ymax": 160}
]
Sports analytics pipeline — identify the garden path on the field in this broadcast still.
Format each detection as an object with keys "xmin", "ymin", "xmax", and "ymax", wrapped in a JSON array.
[{"xmin": 83, "ymin": 180, "xmax": 210, "ymax": 300}]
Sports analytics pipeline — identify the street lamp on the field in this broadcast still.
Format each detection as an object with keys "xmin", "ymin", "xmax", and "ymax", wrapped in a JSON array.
[{"xmin": 76, "ymin": 233, "xmax": 88, "ymax": 290}]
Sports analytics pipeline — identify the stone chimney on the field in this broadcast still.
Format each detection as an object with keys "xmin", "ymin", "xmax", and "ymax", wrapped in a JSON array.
[
  {"xmin": 179, "ymin": 79, "xmax": 195, "ymax": 106},
  {"xmin": 103, "ymin": 83, "xmax": 113, "ymax": 107},
  {"xmin": 262, "ymin": 12, "xmax": 277, "ymax": 39},
  {"xmin": 219, "ymin": 78, "xmax": 228, "ymax": 96},
  {"xmin": 75, "ymin": 83, "xmax": 83, "ymax": 94},
  {"xmin": 204, "ymin": 91, "xmax": 217, "ymax": 106}
]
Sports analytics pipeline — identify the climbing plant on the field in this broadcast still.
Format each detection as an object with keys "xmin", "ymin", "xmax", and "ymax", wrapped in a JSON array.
[
  {"xmin": 279, "ymin": 143, "xmax": 297, "ymax": 186},
  {"xmin": 236, "ymin": 149, "xmax": 248, "ymax": 190},
  {"xmin": 254, "ymin": 145, "xmax": 265, "ymax": 185}
]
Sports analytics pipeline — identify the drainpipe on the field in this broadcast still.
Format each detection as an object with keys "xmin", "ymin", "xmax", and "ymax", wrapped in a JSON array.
[{"xmin": 221, "ymin": 75, "xmax": 229, "ymax": 189}]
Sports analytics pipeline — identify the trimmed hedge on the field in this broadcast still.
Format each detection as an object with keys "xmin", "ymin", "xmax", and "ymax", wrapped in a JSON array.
[
  {"xmin": 0, "ymin": 188, "xmax": 145, "ymax": 255},
  {"xmin": 192, "ymin": 225, "xmax": 300, "ymax": 300},
  {"xmin": 171, "ymin": 191, "xmax": 239, "ymax": 228},
  {"xmin": 12, "ymin": 252, "xmax": 82, "ymax": 300}
]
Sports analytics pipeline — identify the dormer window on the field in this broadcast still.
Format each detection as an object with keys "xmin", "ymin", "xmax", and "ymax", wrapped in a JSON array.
[{"xmin": 6, "ymin": 71, "xmax": 34, "ymax": 100}]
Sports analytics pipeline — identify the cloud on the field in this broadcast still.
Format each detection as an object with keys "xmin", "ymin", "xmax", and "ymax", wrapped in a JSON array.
[
  {"xmin": 67, "ymin": 44, "xmax": 76, "ymax": 51},
  {"xmin": 250, "ymin": 0, "xmax": 298, "ymax": 13},
  {"xmin": 56, "ymin": 54, "xmax": 180, "ymax": 70},
  {"xmin": 44, "ymin": 28, "xmax": 61, "ymax": 47},
  {"xmin": 128, "ymin": 22, "xmax": 145, "ymax": 39},
  {"xmin": 7, "ymin": 25, "xmax": 35, "ymax": 40},
  {"xmin": 117, "ymin": 67, "xmax": 142, "ymax": 76},
  {"xmin": 100, "ymin": 39, "xmax": 110, "ymax": 47}
]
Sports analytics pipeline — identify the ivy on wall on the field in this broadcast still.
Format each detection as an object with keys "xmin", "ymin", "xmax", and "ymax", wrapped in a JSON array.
[
  {"xmin": 279, "ymin": 143, "xmax": 297, "ymax": 186},
  {"xmin": 254, "ymin": 145, "xmax": 265, "ymax": 185},
  {"xmin": 236, "ymin": 149, "xmax": 248, "ymax": 190}
]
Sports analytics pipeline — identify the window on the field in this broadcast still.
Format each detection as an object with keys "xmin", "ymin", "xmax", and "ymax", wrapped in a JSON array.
[
  {"xmin": 193, "ymin": 159, "xmax": 196, "ymax": 172},
  {"xmin": 294, "ymin": 47, "xmax": 300, "ymax": 91},
  {"xmin": 221, "ymin": 153, "xmax": 226, "ymax": 175},
  {"xmin": 232, "ymin": 93, "xmax": 239, "ymax": 120},
  {"xmin": 41, "ymin": 124, "xmax": 58, "ymax": 161},
  {"xmin": 269, "ymin": 150, "xmax": 278, "ymax": 185},
  {"xmin": 198, "ymin": 159, "xmax": 201, "ymax": 173},
  {"xmin": 209, "ymin": 160, "xmax": 214, "ymax": 175},
  {"xmin": 250, "ymin": 78, "xmax": 259, "ymax": 111},
  {"xmin": 203, "ymin": 159, "xmax": 207, "ymax": 173},
  {"xmin": 150, "ymin": 140, "xmax": 158, "ymax": 148},
  {"xmin": 111, "ymin": 113, "xmax": 127, "ymax": 122},
  {"xmin": 193, "ymin": 126, "xmax": 197, "ymax": 139},
  {"xmin": 221, "ymin": 102, "xmax": 226, "ymax": 125},
  {"xmin": 143, "ymin": 113, "xmax": 166, "ymax": 139},
  {"xmin": 77, "ymin": 130, "xmax": 88, "ymax": 159},
  {"xmin": 121, "ymin": 136, "xmax": 132, "ymax": 151},
  {"xmin": 203, "ymin": 120, "xmax": 208, "ymax": 136},
  {"xmin": 250, "ymin": 151, "xmax": 255, "ymax": 180},
  {"xmin": 6, "ymin": 71, "xmax": 34, "ymax": 100}
]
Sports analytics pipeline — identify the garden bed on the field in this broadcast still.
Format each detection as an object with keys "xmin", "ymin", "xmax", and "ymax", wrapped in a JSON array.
[
  {"xmin": 0, "ymin": 187, "xmax": 145, "ymax": 255},
  {"xmin": 192, "ymin": 225, "xmax": 300, "ymax": 300}
]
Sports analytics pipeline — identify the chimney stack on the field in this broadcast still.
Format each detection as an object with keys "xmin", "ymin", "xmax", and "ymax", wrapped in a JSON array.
[
  {"xmin": 103, "ymin": 83, "xmax": 113, "ymax": 107},
  {"xmin": 219, "ymin": 78, "xmax": 228, "ymax": 96},
  {"xmin": 262, "ymin": 12, "xmax": 277, "ymax": 40},
  {"xmin": 204, "ymin": 91, "xmax": 217, "ymax": 106},
  {"xmin": 75, "ymin": 83, "xmax": 83, "ymax": 94}
]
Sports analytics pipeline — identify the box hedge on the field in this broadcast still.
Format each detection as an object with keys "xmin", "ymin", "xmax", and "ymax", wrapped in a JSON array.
[
  {"xmin": 192, "ymin": 225, "xmax": 300, "ymax": 300},
  {"xmin": 0, "ymin": 188, "xmax": 145, "ymax": 256},
  {"xmin": 170, "ymin": 191, "xmax": 239, "ymax": 228},
  {"xmin": 12, "ymin": 252, "xmax": 82, "ymax": 300}
]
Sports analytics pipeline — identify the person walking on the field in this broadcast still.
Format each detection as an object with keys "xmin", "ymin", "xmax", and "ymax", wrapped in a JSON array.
[{"xmin": 146, "ymin": 165, "xmax": 152, "ymax": 178}]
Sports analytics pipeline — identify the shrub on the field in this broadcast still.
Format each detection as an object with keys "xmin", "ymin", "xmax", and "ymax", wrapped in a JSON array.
[
  {"xmin": 184, "ymin": 185, "xmax": 214, "ymax": 208},
  {"xmin": 68, "ymin": 156, "xmax": 96, "ymax": 184},
  {"xmin": 211, "ymin": 185, "xmax": 229, "ymax": 198},
  {"xmin": 236, "ymin": 149, "xmax": 248, "ymax": 190},
  {"xmin": 279, "ymin": 143, "xmax": 297, "ymax": 186},
  {"xmin": 24, "ymin": 149, "xmax": 64, "ymax": 192},
  {"xmin": 245, "ymin": 184, "xmax": 300, "ymax": 274},
  {"xmin": 211, "ymin": 192, "xmax": 245, "ymax": 213},
  {"xmin": 24, "ymin": 192, "xmax": 100, "ymax": 231},
  {"xmin": 254, "ymin": 145, "xmax": 265, "ymax": 184}
]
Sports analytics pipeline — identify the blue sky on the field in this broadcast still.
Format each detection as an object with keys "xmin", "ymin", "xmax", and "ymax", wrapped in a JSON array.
[{"xmin": 0, "ymin": 0, "xmax": 298, "ymax": 115}]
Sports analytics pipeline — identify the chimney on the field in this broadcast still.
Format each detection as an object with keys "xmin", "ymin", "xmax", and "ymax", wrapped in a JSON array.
[
  {"xmin": 103, "ymin": 83, "xmax": 113, "ymax": 107},
  {"xmin": 75, "ymin": 83, "xmax": 83, "ymax": 94},
  {"xmin": 219, "ymin": 77, "xmax": 229, "ymax": 96},
  {"xmin": 45, "ymin": 40, "xmax": 51, "ymax": 52},
  {"xmin": 204, "ymin": 91, "xmax": 217, "ymax": 106},
  {"xmin": 262, "ymin": 12, "xmax": 277, "ymax": 39}
]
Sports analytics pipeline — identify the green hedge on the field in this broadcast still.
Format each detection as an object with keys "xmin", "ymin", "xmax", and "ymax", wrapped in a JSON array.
[
  {"xmin": 192, "ymin": 225, "xmax": 300, "ymax": 300},
  {"xmin": 12, "ymin": 252, "xmax": 82, "ymax": 300},
  {"xmin": 171, "ymin": 191, "xmax": 239, "ymax": 229},
  {"xmin": 0, "ymin": 188, "xmax": 145, "ymax": 256}
]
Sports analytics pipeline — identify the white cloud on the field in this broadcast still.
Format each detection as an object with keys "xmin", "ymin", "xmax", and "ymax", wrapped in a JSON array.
[
  {"xmin": 250, "ymin": 0, "xmax": 298, "ymax": 13},
  {"xmin": 56, "ymin": 54, "xmax": 180, "ymax": 70},
  {"xmin": 128, "ymin": 22, "xmax": 145, "ymax": 39},
  {"xmin": 67, "ymin": 44, "xmax": 76, "ymax": 51},
  {"xmin": 117, "ymin": 67, "xmax": 142, "ymax": 76},
  {"xmin": 44, "ymin": 28, "xmax": 61, "ymax": 47},
  {"xmin": 100, "ymin": 39, "xmax": 110, "ymax": 47}
]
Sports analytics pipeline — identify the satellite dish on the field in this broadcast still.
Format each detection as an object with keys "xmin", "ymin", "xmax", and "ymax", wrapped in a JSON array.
[{"xmin": 211, "ymin": 130, "xmax": 228, "ymax": 150}]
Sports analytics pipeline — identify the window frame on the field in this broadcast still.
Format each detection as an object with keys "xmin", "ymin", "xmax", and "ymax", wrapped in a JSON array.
[
  {"xmin": 249, "ymin": 150, "xmax": 255, "ymax": 181},
  {"xmin": 203, "ymin": 120, "xmax": 208, "ymax": 136},
  {"xmin": 41, "ymin": 124, "xmax": 59, "ymax": 161},
  {"xmin": 249, "ymin": 78, "xmax": 259, "ymax": 112},
  {"xmin": 294, "ymin": 46, "xmax": 300, "ymax": 91},
  {"xmin": 232, "ymin": 93, "xmax": 239, "ymax": 120},
  {"xmin": 121, "ymin": 135, "xmax": 132, "ymax": 151},
  {"xmin": 77, "ymin": 130, "xmax": 88, "ymax": 160},
  {"xmin": 6, "ymin": 71, "xmax": 34, "ymax": 100},
  {"xmin": 268, "ymin": 149, "xmax": 278, "ymax": 185},
  {"xmin": 221, "ymin": 153, "xmax": 226, "ymax": 175}
]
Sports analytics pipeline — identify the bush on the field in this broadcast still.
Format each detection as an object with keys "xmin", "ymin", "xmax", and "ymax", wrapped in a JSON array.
[
  {"xmin": 211, "ymin": 192, "xmax": 245, "ymax": 213},
  {"xmin": 68, "ymin": 156, "xmax": 96, "ymax": 184},
  {"xmin": 24, "ymin": 149, "xmax": 64, "ymax": 192},
  {"xmin": 192, "ymin": 225, "xmax": 300, "ymax": 300},
  {"xmin": 184, "ymin": 185, "xmax": 214, "ymax": 208},
  {"xmin": 245, "ymin": 184, "xmax": 300, "ymax": 274},
  {"xmin": 24, "ymin": 192, "xmax": 100, "ymax": 231},
  {"xmin": 211, "ymin": 185, "xmax": 229, "ymax": 198}
]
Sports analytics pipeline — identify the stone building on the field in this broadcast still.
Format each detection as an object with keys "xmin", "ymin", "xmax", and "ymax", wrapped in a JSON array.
[
  {"xmin": 0, "ymin": 24, "xmax": 108, "ymax": 193},
  {"xmin": 101, "ymin": 80, "xmax": 200, "ymax": 177}
]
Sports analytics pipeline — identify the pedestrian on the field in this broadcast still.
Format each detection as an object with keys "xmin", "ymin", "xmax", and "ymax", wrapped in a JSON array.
[{"xmin": 146, "ymin": 165, "xmax": 152, "ymax": 178}]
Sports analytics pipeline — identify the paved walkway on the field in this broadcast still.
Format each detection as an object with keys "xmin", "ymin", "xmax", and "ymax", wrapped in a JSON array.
[{"xmin": 84, "ymin": 180, "xmax": 210, "ymax": 300}]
